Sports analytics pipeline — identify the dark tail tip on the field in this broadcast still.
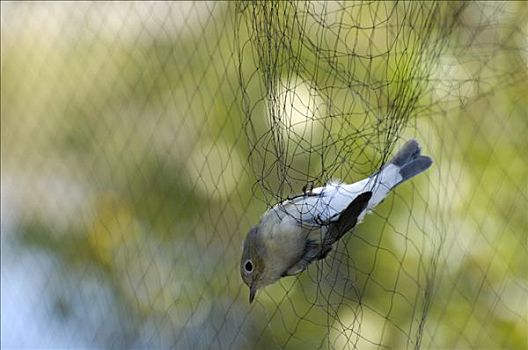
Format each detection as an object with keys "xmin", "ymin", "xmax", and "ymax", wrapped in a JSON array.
[
  {"xmin": 399, "ymin": 156, "xmax": 433, "ymax": 183},
  {"xmin": 390, "ymin": 139, "xmax": 421, "ymax": 167}
]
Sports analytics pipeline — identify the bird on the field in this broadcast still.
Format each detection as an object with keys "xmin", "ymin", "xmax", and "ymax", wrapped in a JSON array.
[{"xmin": 240, "ymin": 139, "xmax": 433, "ymax": 303}]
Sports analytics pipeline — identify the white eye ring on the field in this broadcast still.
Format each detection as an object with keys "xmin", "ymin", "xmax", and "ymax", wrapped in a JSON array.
[{"xmin": 243, "ymin": 259, "xmax": 253, "ymax": 273}]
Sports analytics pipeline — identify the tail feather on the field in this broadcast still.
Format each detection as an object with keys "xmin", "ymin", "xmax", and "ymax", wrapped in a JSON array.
[
  {"xmin": 388, "ymin": 139, "xmax": 432, "ymax": 187},
  {"xmin": 389, "ymin": 139, "xmax": 421, "ymax": 167},
  {"xmin": 380, "ymin": 139, "xmax": 433, "ymax": 189},
  {"xmin": 357, "ymin": 139, "xmax": 432, "ymax": 215},
  {"xmin": 398, "ymin": 156, "xmax": 432, "ymax": 185}
]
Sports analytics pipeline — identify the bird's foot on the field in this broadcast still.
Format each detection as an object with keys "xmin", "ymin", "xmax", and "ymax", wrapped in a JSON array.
[{"xmin": 302, "ymin": 181, "xmax": 314, "ymax": 195}]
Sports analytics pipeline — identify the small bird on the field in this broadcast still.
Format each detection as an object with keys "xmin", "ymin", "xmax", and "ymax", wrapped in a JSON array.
[{"xmin": 240, "ymin": 139, "xmax": 433, "ymax": 303}]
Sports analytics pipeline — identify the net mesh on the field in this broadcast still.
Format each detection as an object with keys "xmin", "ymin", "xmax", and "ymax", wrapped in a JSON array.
[{"xmin": 2, "ymin": 1, "xmax": 527, "ymax": 349}]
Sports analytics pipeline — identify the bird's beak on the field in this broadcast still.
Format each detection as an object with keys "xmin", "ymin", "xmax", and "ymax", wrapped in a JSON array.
[{"xmin": 249, "ymin": 284, "xmax": 257, "ymax": 304}]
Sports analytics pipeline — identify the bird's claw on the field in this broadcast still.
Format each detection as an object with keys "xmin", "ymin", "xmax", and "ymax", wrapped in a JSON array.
[{"xmin": 302, "ymin": 181, "xmax": 314, "ymax": 195}]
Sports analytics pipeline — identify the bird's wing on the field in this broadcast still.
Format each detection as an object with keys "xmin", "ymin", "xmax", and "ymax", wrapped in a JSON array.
[
  {"xmin": 277, "ymin": 179, "xmax": 371, "ymax": 229},
  {"xmin": 281, "ymin": 191, "xmax": 372, "ymax": 277},
  {"xmin": 323, "ymin": 191, "xmax": 372, "ymax": 245}
]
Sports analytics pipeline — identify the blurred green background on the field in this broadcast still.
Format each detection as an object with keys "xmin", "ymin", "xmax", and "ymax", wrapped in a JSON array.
[{"xmin": 1, "ymin": 2, "xmax": 527, "ymax": 349}]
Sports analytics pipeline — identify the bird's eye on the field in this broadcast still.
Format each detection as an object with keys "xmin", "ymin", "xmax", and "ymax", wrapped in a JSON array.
[{"xmin": 244, "ymin": 259, "xmax": 253, "ymax": 273}]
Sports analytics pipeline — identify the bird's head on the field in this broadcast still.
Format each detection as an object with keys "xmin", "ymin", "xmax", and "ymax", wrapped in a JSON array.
[{"xmin": 240, "ymin": 225, "xmax": 268, "ymax": 303}]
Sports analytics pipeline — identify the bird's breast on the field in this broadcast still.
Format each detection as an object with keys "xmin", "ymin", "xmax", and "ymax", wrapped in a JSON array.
[{"xmin": 260, "ymin": 213, "xmax": 306, "ymax": 268}]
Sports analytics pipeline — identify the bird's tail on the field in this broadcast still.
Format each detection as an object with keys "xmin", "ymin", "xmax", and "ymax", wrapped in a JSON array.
[
  {"xmin": 387, "ymin": 139, "xmax": 433, "ymax": 187},
  {"xmin": 365, "ymin": 140, "xmax": 432, "ymax": 209}
]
